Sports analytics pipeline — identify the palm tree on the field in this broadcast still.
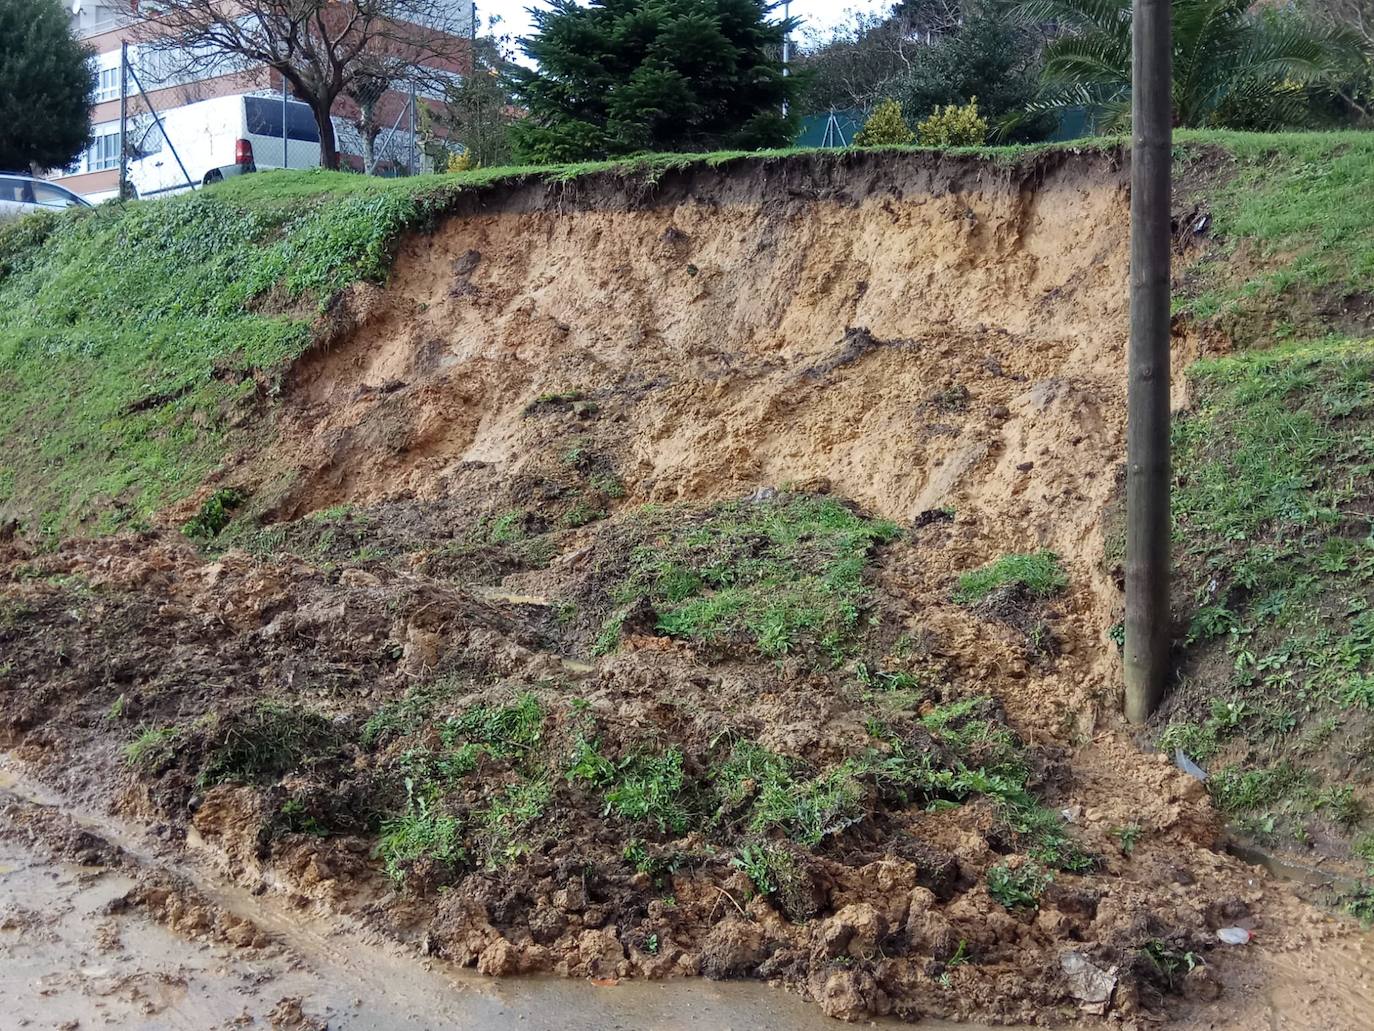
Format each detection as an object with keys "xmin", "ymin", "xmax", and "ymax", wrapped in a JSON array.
[{"xmin": 1007, "ymin": 0, "xmax": 1365, "ymax": 131}]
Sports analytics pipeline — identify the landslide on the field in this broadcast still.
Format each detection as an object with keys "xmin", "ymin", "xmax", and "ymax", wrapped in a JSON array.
[{"xmin": 2, "ymin": 138, "xmax": 1373, "ymax": 1027}]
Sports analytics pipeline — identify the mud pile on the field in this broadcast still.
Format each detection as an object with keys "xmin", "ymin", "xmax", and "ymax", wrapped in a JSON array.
[{"xmin": 0, "ymin": 150, "xmax": 1355, "ymax": 1026}]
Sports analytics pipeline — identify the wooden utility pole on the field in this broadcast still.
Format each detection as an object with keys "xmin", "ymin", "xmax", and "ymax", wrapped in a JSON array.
[{"xmin": 1124, "ymin": 0, "xmax": 1173, "ymax": 724}]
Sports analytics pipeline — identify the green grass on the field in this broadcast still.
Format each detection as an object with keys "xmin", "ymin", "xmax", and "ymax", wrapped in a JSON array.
[
  {"xmin": 1175, "ymin": 132, "xmax": 1374, "ymax": 329},
  {"xmin": 953, "ymin": 551, "xmax": 1068, "ymax": 605},
  {"xmin": 123, "ymin": 725, "xmax": 180, "ymax": 770},
  {"xmin": 477, "ymin": 779, "xmax": 553, "ymax": 869},
  {"xmin": 377, "ymin": 793, "xmax": 464, "ymax": 883},
  {"xmin": 598, "ymin": 495, "xmax": 900, "ymax": 660},
  {"xmin": 1161, "ymin": 337, "xmax": 1374, "ymax": 850}
]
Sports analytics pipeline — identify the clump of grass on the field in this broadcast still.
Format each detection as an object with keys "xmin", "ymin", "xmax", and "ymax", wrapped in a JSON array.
[
  {"xmin": 361, "ymin": 677, "xmax": 457, "ymax": 748},
  {"xmin": 377, "ymin": 791, "xmax": 464, "ymax": 883},
  {"xmin": 442, "ymin": 694, "xmax": 544, "ymax": 752},
  {"xmin": 732, "ymin": 841, "xmax": 812, "ymax": 919},
  {"xmin": 1209, "ymin": 762, "xmax": 1309, "ymax": 815},
  {"xmin": 954, "ymin": 551, "xmax": 1068, "ymax": 605},
  {"xmin": 986, "ymin": 861, "xmax": 1051, "ymax": 910},
  {"xmin": 604, "ymin": 748, "xmax": 693, "ymax": 834},
  {"xmin": 196, "ymin": 700, "xmax": 343, "ymax": 787},
  {"xmin": 123, "ymin": 725, "xmax": 181, "ymax": 771},
  {"xmin": 598, "ymin": 494, "xmax": 900, "ymax": 661}
]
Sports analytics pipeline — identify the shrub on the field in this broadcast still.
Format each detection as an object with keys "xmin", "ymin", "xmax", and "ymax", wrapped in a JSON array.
[
  {"xmin": 917, "ymin": 98, "xmax": 989, "ymax": 148},
  {"xmin": 446, "ymin": 150, "xmax": 477, "ymax": 173},
  {"xmin": 854, "ymin": 98, "xmax": 916, "ymax": 147}
]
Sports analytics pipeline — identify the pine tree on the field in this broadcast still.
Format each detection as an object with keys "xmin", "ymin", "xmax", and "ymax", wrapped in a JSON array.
[
  {"xmin": 510, "ymin": 0, "xmax": 801, "ymax": 163},
  {"xmin": 853, "ymin": 98, "xmax": 916, "ymax": 146},
  {"xmin": 0, "ymin": 0, "xmax": 95, "ymax": 172}
]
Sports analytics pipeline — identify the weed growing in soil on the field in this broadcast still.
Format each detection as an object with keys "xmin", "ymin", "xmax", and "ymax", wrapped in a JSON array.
[
  {"xmin": 1140, "ymin": 939, "xmax": 1202, "ymax": 991},
  {"xmin": 378, "ymin": 789, "xmax": 464, "ymax": 882},
  {"xmin": 361, "ymin": 678, "xmax": 458, "ymax": 747},
  {"xmin": 477, "ymin": 780, "xmax": 553, "ymax": 868},
  {"xmin": 954, "ymin": 551, "xmax": 1068, "ymax": 605},
  {"xmin": 604, "ymin": 749, "xmax": 693, "ymax": 833},
  {"xmin": 986, "ymin": 861, "xmax": 1051, "ymax": 910},
  {"xmin": 596, "ymin": 495, "xmax": 900, "ymax": 660},
  {"xmin": 123, "ymin": 726, "xmax": 180, "ymax": 770},
  {"xmin": 183, "ymin": 488, "xmax": 246, "ymax": 540}
]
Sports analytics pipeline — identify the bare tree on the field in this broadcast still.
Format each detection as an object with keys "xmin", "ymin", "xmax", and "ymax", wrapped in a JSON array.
[
  {"xmin": 126, "ymin": 0, "xmax": 471, "ymax": 168},
  {"xmin": 794, "ymin": 0, "xmax": 967, "ymax": 114},
  {"xmin": 1311, "ymin": 0, "xmax": 1374, "ymax": 44}
]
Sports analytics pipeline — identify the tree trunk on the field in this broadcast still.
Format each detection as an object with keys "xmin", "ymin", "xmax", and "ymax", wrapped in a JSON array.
[
  {"xmin": 360, "ymin": 97, "xmax": 377, "ymax": 173},
  {"xmin": 1124, "ymin": 0, "xmax": 1173, "ymax": 724},
  {"xmin": 314, "ymin": 98, "xmax": 340, "ymax": 169}
]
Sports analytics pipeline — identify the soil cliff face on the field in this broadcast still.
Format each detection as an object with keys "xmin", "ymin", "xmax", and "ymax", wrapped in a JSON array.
[{"xmin": 271, "ymin": 152, "xmax": 1135, "ymax": 526}]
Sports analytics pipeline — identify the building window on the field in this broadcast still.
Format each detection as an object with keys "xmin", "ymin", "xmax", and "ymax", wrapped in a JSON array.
[
  {"xmin": 94, "ymin": 65, "xmax": 120, "ymax": 103},
  {"xmin": 89, "ymin": 133, "xmax": 120, "ymax": 171}
]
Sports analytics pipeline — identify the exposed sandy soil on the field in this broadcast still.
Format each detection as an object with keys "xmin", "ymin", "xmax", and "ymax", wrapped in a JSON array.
[{"xmin": 2, "ymin": 149, "xmax": 1370, "ymax": 1027}]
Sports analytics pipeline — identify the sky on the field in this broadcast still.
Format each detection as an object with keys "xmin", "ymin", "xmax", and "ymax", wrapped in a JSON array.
[{"xmin": 475, "ymin": 1, "xmax": 895, "ymax": 53}]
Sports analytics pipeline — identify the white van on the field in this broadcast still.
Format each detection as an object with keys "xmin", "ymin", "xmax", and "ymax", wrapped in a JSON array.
[{"xmin": 128, "ymin": 92, "xmax": 323, "ymax": 198}]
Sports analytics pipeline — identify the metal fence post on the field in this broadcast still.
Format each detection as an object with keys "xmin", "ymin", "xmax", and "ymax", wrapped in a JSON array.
[
  {"xmin": 119, "ymin": 41, "xmax": 130, "ymax": 199},
  {"xmin": 409, "ymin": 82, "xmax": 418, "ymax": 176},
  {"xmin": 282, "ymin": 73, "xmax": 288, "ymax": 168}
]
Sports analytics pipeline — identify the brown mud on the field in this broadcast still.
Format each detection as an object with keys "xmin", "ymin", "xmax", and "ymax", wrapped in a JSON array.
[{"xmin": 1, "ymin": 149, "xmax": 1371, "ymax": 1027}]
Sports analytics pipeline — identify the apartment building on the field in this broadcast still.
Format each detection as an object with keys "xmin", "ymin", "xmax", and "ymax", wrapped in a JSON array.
[{"xmin": 57, "ymin": 0, "xmax": 474, "ymax": 200}]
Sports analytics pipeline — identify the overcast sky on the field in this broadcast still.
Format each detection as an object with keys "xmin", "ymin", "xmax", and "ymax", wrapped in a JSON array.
[{"xmin": 475, "ymin": 1, "xmax": 895, "ymax": 53}]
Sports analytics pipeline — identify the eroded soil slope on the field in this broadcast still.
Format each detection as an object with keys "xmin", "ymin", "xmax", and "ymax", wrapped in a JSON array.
[{"xmin": 2, "ymin": 150, "xmax": 1367, "ymax": 1027}]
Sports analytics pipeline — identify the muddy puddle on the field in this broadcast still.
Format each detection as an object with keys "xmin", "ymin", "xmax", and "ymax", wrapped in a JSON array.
[{"xmin": 2, "ymin": 759, "xmax": 1015, "ymax": 1030}]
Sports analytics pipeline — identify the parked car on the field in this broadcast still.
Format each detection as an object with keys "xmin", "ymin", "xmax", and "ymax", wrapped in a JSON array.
[
  {"xmin": 0, "ymin": 173, "xmax": 92, "ymax": 221},
  {"xmin": 127, "ymin": 92, "xmax": 323, "ymax": 198}
]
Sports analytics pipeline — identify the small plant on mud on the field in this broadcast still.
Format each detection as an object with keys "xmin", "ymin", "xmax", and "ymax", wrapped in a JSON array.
[
  {"xmin": 182, "ymin": 488, "xmax": 246, "ymax": 540},
  {"xmin": 732, "ymin": 841, "xmax": 781, "ymax": 894},
  {"xmin": 954, "ymin": 551, "xmax": 1068, "ymax": 606},
  {"xmin": 1318, "ymin": 785, "xmax": 1365, "ymax": 830},
  {"xmin": 986, "ymin": 861, "xmax": 1051, "ymax": 910},
  {"xmin": 1111, "ymin": 823, "xmax": 1143, "ymax": 856},
  {"xmin": 478, "ymin": 779, "xmax": 552, "ymax": 869},
  {"xmin": 567, "ymin": 735, "xmax": 617, "ymax": 787},
  {"xmin": 361, "ymin": 678, "xmax": 457, "ymax": 748},
  {"xmin": 1141, "ymin": 939, "xmax": 1202, "ymax": 991},
  {"xmin": 1343, "ymin": 884, "xmax": 1374, "ymax": 925},
  {"xmin": 377, "ymin": 785, "xmax": 464, "ymax": 883},
  {"xmin": 1353, "ymin": 833, "xmax": 1374, "ymax": 872},
  {"xmin": 561, "ymin": 499, "xmax": 606, "ymax": 529},
  {"xmin": 123, "ymin": 725, "xmax": 180, "ymax": 771},
  {"xmin": 442, "ymin": 694, "xmax": 545, "ymax": 760}
]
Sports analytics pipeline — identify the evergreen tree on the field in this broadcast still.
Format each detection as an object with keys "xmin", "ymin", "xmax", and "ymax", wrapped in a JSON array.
[
  {"xmin": 0, "ymin": 0, "xmax": 95, "ymax": 172},
  {"xmin": 510, "ymin": 0, "xmax": 801, "ymax": 163}
]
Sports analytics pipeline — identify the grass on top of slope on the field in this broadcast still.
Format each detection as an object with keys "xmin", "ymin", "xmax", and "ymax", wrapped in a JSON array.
[{"xmin": 1172, "ymin": 131, "xmax": 1374, "ymax": 333}]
